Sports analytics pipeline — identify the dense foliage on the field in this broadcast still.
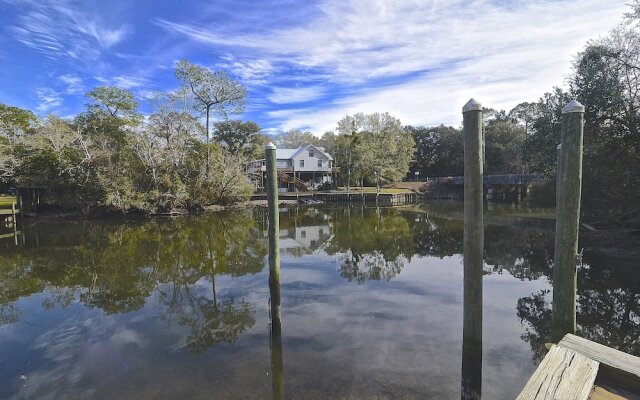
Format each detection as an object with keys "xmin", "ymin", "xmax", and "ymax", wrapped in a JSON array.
[
  {"xmin": 0, "ymin": 61, "xmax": 254, "ymax": 214},
  {"xmin": 334, "ymin": 112, "xmax": 415, "ymax": 187},
  {"xmin": 406, "ymin": 10, "xmax": 640, "ymax": 219}
]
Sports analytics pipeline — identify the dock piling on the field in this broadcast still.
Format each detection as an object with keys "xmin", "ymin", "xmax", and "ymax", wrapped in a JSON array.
[
  {"xmin": 552, "ymin": 100, "xmax": 585, "ymax": 342},
  {"xmin": 265, "ymin": 142, "xmax": 284, "ymax": 399},
  {"xmin": 461, "ymin": 98, "xmax": 484, "ymax": 400}
]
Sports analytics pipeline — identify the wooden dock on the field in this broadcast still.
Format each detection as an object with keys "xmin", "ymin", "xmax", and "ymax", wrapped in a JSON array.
[{"xmin": 517, "ymin": 334, "xmax": 640, "ymax": 399}]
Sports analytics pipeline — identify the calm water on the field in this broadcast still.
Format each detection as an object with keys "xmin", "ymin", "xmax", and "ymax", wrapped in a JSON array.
[{"xmin": 0, "ymin": 203, "xmax": 638, "ymax": 399}]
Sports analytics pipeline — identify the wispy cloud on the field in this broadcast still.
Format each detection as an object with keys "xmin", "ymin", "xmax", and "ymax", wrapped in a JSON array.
[
  {"xmin": 35, "ymin": 87, "xmax": 63, "ymax": 112},
  {"xmin": 111, "ymin": 76, "xmax": 149, "ymax": 89},
  {"xmin": 268, "ymin": 86, "xmax": 326, "ymax": 104},
  {"xmin": 218, "ymin": 55, "xmax": 277, "ymax": 84},
  {"xmin": 0, "ymin": 0, "xmax": 631, "ymax": 133},
  {"xmin": 158, "ymin": 0, "xmax": 628, "ymax": 132},
  {"xmin": 6, "ymin": 0, "xmax": 130, "ymax": 61},
  {"xmin": 76, "ymin": 20, "xmax": 130, "ymax": 48},
  {"xmin": 58, "ymin": 74, "xmax": 84, "ymax": 94}
]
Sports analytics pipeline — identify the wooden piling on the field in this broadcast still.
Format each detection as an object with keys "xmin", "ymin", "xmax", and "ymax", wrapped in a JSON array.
[
  {"xmin": 461, "ymin": 98, "xmax": 484, "ymax": 400},
  {"xmin": 552, "ymin": 100, "xmax": 585, "ymax": 342},
  {"xmin": 556, "ymin": 143, "xmax": 562, "ymax": 209},
  {"xmin": 265, "ymin": 142, "xmax": 284, "ymax": 399},
  {"xmin": 266, "ymin": 142, "xmax": 281, "ymax": 313}
]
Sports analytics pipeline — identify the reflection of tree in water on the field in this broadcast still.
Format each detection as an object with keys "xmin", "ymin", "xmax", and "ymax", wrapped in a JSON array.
[
  {"xmin": 517, "ymin": 254, "xmax": 640, "ymax": 361},
  {"xmin": 339, "ymin": 251, "xmax": 405, "ymax": 284},
  {"xmin": 322, "ymin": 207, "xmax": 414, "ymax": 284},
  {"xmin": 186, "ymin": 298, "xmax": 254, "ymax": 354},
  {"xmin": 517, "ymin": 289, "xmax": 552, "ymax": 363},
  {"xmin": 409, "ymin": 213, "xmax": 463, "ymax": 258},
  {"xmin": 576, "ymin": 255, "xmax": 640, "ymax": 356},
  {"xmin": 484, "ymin": 226, "xmax": 553, "ymax": 280},
  {"xmin": 0, "ymin": 211, "xmax": 266, "ymax": 352},
  {"xmin": 156, "ymin": 282, "xmax": 255, "ymax": 355}
]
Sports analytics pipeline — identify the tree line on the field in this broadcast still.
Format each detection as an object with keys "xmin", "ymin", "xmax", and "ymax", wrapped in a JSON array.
[
  {"xmin": 1, "ymin": 6, "xmax": 639, "ymax": 217},
  {"xmin": 408, "ymin": 9, "xmax": 640, "ymax": 219},
  {"xmin": 0, "ymin": 61, "xmax": 261, "ymax": 213}
]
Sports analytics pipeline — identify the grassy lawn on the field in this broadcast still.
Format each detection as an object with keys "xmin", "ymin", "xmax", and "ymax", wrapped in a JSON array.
[{"xmin": 0, "ymin": 195, "xmax": 17, "ymax": 208}]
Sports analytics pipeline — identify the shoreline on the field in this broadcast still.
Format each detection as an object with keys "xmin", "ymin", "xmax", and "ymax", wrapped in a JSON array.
[
  {"xmin": 13, "ymin": 199, "xmax": 301, "ymax": 221},
  {"xmin": 8, "ymin": 200, "xmax": 640, "ymax": 259}
]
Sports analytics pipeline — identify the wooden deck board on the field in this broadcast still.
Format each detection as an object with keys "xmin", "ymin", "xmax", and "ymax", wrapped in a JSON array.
[
  {"xmin": 516, "ymin": 345, "xmax": 599, "ymax": 400},
  {"xmin": 559, "ymin": 334, "xmax": 640, "ymax": 383}
]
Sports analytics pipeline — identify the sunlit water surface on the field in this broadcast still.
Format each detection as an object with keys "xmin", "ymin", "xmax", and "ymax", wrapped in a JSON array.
[{"xmin": 0, "ymin": 203, "xmax": 637, "ymax": 399}]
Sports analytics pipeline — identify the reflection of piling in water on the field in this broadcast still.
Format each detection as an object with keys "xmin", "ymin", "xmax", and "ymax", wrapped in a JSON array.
[
  {"xmin": 461, "ymin": 341, "xmax": 482, "ymax": 400},
  {"xmin": 461, "ymin": 99, "xmax": 484, "ymax": 400},
  {"xmin": 266, "ymin": 142, "xmax": 284, "ymax": 400},
  {"xmin": 270, "ymin": 303, "xmax": 284, "ymax": 400},
  {"xmin": 552, "ymin": 100, "xmax": 585, "ymax": 342}
]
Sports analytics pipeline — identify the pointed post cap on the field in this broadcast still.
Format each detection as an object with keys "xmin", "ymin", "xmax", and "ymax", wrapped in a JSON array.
[
  {"xmin": 265, "ymin": 142, "xmax": 277, "ymax": 150},
  {"xmin": 463, "ymin": 98, "xmax": 483, "ymax": 113},
  {"xmin": 562, "ymin": 99, "xmax": 585, "ymax": 114}
]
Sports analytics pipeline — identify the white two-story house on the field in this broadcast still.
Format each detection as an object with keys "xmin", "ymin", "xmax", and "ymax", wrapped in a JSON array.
[{"xmin": 248, "ymin": 144, "xmax": 334, "ymax": 191}]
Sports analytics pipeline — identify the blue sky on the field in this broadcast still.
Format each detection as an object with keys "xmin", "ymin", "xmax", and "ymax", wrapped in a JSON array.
[{"xmin": 0, "ymin": 0, "xmax": 630, "ymax": 134}]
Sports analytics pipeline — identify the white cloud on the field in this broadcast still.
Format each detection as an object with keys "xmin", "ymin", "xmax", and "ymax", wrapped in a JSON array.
[
  {"xmin": 58, "ymin": 74, "xmax": 84, "ymax": 94},
  {"xmin": 159, "ymin": 0, "xmax": 628, "ymax": 133},
  {"xmin": 7, "ymin": 0, "xmax": 130, "ymax": 61},
  {"xmin": 112, "ymin": 76, "xmax": 148, "ymax": 89},
  {"xmin": 76, "ymin": 20, "xmax": 130, "ymax": 48},
  {"xmin": 268, "ymin": 86, "xmax": 326, "ymax": 104},
  {"xmin": 35, "ymin": 87, "xmax": 63, "ymax": 112},
  {"xmin": 218, "ymin": 55, "xmax": 277, "ymax": 84}
]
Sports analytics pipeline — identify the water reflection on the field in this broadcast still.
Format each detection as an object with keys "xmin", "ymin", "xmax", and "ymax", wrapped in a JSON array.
[
  {"xmin": 461, "ymin": 341, "xmax": 482, "ymax": 400},
  {"xmin": 0, "ymin": 212, "xmax": 266, "ymax": 351},
  {"xmin": 0, "ymin": 203, "xmax": 638, "ymax": 399},
  {"xmin": 517, "ymin": 251, "xmax": 640, "ymax": 361}
]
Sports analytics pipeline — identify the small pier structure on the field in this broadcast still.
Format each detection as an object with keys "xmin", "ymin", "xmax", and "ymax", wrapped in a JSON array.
[
  {"xmin": 517, "ymin": 334, "xmax": 640, "ymax": 399},
  {"xmin": 0, "ymin": 198, "xmax": 23, "ymax": 245}
]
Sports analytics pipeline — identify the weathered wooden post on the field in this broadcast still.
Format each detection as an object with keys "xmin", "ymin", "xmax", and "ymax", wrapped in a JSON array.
[
  {"xmin": 265, "ymin": 142, "xmax": 284, "ymax": 399},
  {"xmin": 461, "ymin": 99, "xmax": 483, "ymax": 400},
  {"xmin": 552, "ymin": 100, "xmax": 585, "ymax": 342},
  {"xmin": 266, "ymin": 142, "xmax": 281, "ymax": 309},
  {"xmin": 556, "ymin": 144, "xmax": 562, "ymax": 210}
]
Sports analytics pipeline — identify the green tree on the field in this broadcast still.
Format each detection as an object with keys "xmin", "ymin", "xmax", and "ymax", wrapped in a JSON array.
[
  {"xmin": 175, "ymin": 60, "xmax": 247, "ymax": 175},
  {"xmin": 408, "ymin": 125, "xmax": 464, "ymax": 177},
  {"xmin": 213, "ymin": 119, "xmax": 260, "ymax": 156},
  {"xmin": 319, "ymin": 131, "xmax": 337, "ymax": 155},
  {"xmin": 336, "ymin": 112, "xmax": 414, "ymax": 185},
  {"xmin": 570, "ymin": 25, "xmax": 640, "ymax": 216},
  {"xmin": 0, "ymin": 104, "xmax": 36, "ymax": 183},
  {"xmin": 484, "ymin": 116, "xmax": 527, "ymax": 174},
  {"xmin": 509, "ymin": 102, "xmax": 539, "ymax": 135},
  {"xmin": 86, "ymin": 86, "xmax": 140, "ymax": 123},
  {"xmin": 274, "ymin": 129, "xmax": 322, "ymax": 148},
  {"xmin": 521, "ymin": 88, "xmax": 570, "ymax": 176}
]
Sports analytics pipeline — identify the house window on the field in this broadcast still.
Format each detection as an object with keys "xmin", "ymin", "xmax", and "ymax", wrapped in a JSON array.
[
  {"xmin": 317, "ymin": 160, "xmax": 322, "ymax": 168},
  {"xmin": 301, "ymin": 230, "xmax": 306, "ymax": 238},
  {"xmin": 300, "ymin": 160, "xmax": 305, "ymax": 167},
  {"xmin": 309, "ymin": 150, "xmax": 314, "ymax": 157}
]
